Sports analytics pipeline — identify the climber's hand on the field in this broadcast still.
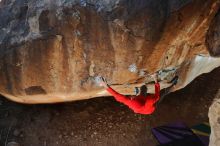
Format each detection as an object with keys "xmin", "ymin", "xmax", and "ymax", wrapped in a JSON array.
[
  {"xmin": 99, "ymin": 77, "xmax": 109, "ymax": 89},
  {"xmin": 151, "ymin": 73, "xmax": 158, "ymax": 83}
]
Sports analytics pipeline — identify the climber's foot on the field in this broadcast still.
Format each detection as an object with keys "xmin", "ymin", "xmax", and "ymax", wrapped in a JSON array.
[{"xmin": 169, "ymin": 76, "xmax": 179, "ymax": 85}]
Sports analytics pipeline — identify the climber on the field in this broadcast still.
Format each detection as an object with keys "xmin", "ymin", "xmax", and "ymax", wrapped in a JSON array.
[{"xmin": 99, "ymin": 74, "xmax": 161, "ymax": 115}]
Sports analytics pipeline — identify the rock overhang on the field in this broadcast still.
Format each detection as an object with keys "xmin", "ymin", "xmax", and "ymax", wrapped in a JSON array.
[{"xmin": 0, "ymin": 0, "xmax": 219, "ymax": 103}]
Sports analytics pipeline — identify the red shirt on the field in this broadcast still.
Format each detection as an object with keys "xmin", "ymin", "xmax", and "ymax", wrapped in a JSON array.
[{"xmin": 107, "ymin": 83, "xmax": 160, "ymax": 115}]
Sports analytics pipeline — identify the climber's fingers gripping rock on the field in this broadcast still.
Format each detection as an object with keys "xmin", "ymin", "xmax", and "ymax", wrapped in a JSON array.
[
  {"xmin": 99, "ymin": 77, "xmax": 109, "ymax": 89},
  {"xmin": 150, "ymin": 73, "xmax": 158, "ymax": 83}
]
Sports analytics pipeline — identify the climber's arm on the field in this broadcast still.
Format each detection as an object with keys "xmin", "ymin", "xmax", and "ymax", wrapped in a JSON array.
[
  {"xmin": 151, "ymin": 74, "xmax": 160, "ymax": 102},
  {"xmin": 154, "ymin": 82, "xmax": 160, "ymax": 102},
  {"xmin": 99, "ymin": 76, "xmax": 131, "ymax": 105},
  {"xmin": 106, "ymin": 87, "xmax": 131, "ymax": 104}
]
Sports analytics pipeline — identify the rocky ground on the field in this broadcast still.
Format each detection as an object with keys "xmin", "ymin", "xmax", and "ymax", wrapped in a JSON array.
[{"xmin": 0, "ymin": 67, "xmax": 220, "ymax": 146}]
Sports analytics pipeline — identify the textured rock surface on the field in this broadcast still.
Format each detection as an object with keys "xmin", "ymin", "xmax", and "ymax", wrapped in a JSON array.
[
  {"xmin": 206, "ymin": 10, "xmax": 220, "ymax": 57},
  {"xmin": 209, "ymin": 90, "xmax": 220, "ymax": 146},
  {"xmin": 0, "ymin": 0, "xmax": 220, "ymax": 103}
]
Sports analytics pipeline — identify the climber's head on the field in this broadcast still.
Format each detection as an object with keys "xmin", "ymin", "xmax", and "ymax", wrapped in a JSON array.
[
  {"xmin": 134, "ymin": 85, "xmax": 148, "ymax": 97},
  {"xmin": 140, "ymin": 85, "xmax": 148, "ymax": 97}
]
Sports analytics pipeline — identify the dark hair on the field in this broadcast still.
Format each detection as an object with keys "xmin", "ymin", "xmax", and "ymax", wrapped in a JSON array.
[{"xmin": 140, "ymin": 85, "xmax": 148, "ymax": 97}]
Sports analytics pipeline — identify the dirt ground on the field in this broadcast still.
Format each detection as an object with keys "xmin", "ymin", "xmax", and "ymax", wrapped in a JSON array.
[{"xmin": 0, "ymin": 67, "xmax": 220, "ymax": 146}]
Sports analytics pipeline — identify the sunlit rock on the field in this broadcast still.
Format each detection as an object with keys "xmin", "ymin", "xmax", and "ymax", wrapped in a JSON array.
[{"xmin": 209, "ymin": 90, "xmax": 220, "ymax": 146}]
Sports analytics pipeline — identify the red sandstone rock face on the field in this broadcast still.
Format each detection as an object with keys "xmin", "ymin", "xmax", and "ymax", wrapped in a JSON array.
[{"xmin": 0, "ymin": 0, "xmax": 220, "ymax": 103}]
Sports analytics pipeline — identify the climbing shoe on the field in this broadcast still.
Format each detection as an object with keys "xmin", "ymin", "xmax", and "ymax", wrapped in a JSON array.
[{"xmin": 169, "ymin": 76, "xmax": 179, "ymax": 85}]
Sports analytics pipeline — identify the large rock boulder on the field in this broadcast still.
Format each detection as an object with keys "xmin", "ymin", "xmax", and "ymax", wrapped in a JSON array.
[
  {"xmin": 0, "ymin": 0, "xmax": 220, "ymax": 103},
  {"xmin": 209, "ymin": 90, "xmax": 220, "ymax": 146}
]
